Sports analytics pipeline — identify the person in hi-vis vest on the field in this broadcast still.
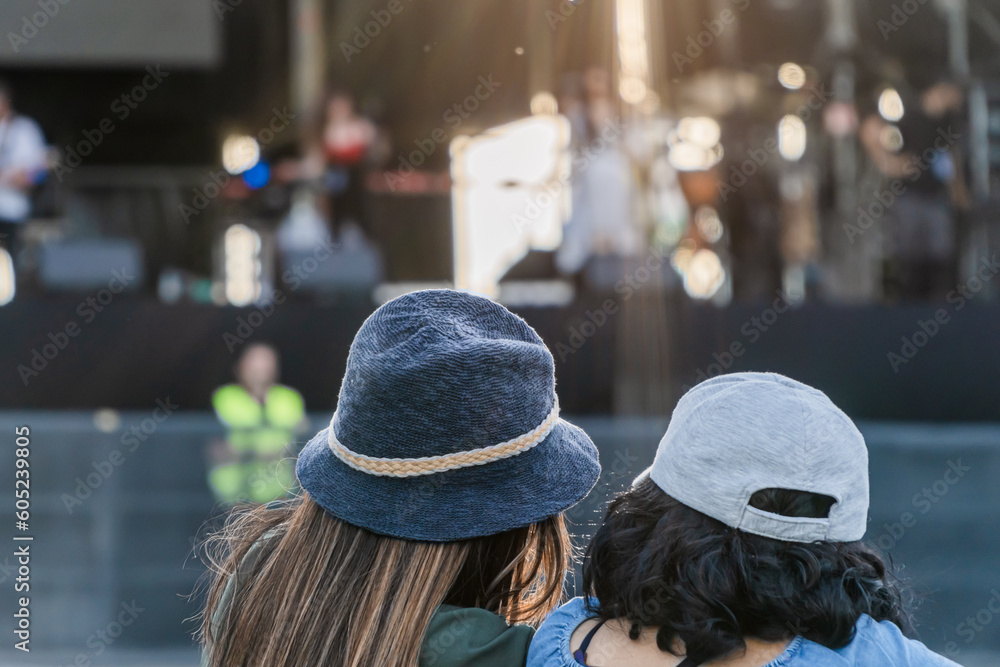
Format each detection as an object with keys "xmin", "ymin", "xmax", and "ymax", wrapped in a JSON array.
[{"xmin": 209, "ymin": 343, "xmax": 306, "ymax": 504}]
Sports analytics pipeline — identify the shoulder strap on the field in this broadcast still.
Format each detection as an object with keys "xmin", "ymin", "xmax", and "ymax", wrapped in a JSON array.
[{"xmin": 572, "ymin": 619, "xmax": 607, "ymax": 666}]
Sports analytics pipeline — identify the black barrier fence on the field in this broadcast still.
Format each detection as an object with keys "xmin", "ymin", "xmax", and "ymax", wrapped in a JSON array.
[{"xmin": 1, "ymin": 296, "xmax": 1000, "ymax": 420}]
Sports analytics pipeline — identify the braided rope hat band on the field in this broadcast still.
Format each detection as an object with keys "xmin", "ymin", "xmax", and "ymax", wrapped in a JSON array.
[{"xmin": 328, "ymin": 399, "xmax": 561, "ymax": 478}]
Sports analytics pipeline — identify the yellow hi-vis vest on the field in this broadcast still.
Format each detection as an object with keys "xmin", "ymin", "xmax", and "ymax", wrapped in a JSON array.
[{"xmin": 209, "ymin": 384, "xmax": 304, "ymax": 504}]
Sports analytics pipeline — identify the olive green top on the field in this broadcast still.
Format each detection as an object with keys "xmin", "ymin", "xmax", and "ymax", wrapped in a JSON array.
[{"xmin": 422, "ymin": 604, "xmax": 534, "ymax": 667}]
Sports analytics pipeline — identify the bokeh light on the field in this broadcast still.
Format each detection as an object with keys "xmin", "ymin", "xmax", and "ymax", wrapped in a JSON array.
[
  {"xmin": 668, "ymin": 117, "xmax": 724, "ymax": 171},
  {"xmin": 778, "ymin": 63, "xmax": 806, "ymax": 90},
  {"xmin": 878, "ymin": 87, "xmax": 905, "ymax": 122},
  {"xmin": 530, "ymin": 91, "xmax": 558, "ymax": 116},
  {"xmin": 222, "ymin": 134, "xmax": 261, "ymax": 175},
  {"xmin": 683, "ymin": 249, "xmax": 725, "ymax": 299},
  {"xmin": 778, "ymin": 114, "xmax": 807, "ymax": 161},
  {"xmin": 242, "ymin": 161, "xmax": 271, "ymax": 189},
  {"xmin": 695, "ymin": 206, "xmax": 724, "ymax": 243},
  {"xmin": 879, "ymin": 125, "xmax": 904, "ymax": 152},
  {"xmin": 618, "ymin": 77, "xmax": 648, "ymax": 105},
  {"xmin": 93, "ymin": 409, "xmax": 122, "ymax": 433},
  {"xmin": 0, "ymin": 247, "xmax": 14, "ymax": 306},
  {"xmin": 678, "ymin": 117, "xmax": 721, "ymax": 148},
  {"xmin": 224, "ymin": 224, "xmax": 262, "ymax": 306}
]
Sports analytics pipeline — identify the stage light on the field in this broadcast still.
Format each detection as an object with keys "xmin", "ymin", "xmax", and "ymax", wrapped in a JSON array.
[
  {"xmin": 93, "ymin": 409, "xmax": 122, "ymax": 433},
  {"xmin": 778, "ymin": 114, "xmax": 806, "ymax": 161},
  {"xmin": 616, "ymin": 0, "xmax": 651, "ymax": 106},
  {"xmin": 461, "ymin": 118, "xmax": 564, "ymax": 186},
  {"xmin": 530, "ymin": 91, "xmax": 558, "ymax": 116},
  {"xmin": 640, "ymin": 90, "xmax": 661, "ymax": 114},
  {"xmin": 695, "ymin": 206, "xmax": 724, "ymax": 243},
  {"xmin": 778, "ymin": 63, "xmax": 806, "ymax": 90},
  {"xmin": 0, "ymin": 247, "xmax": 14, "ymax": 306},
  {"xmin": 879, "ymin": 125, "xmax": 904, "ymax": 152},
  {"xmin": 683, "ymin": 249, "xmax": 725, "ymax": 299},
  {"xmin": 451, "ymin": 115, "xmax": 570, "ymax": 297},
  {"xmin": 222, "ymin": 134, "xmax": 260, "ymax": 175},
  {"xmin": 878, "ymin": 88, "xmax": 904, "ymax": 122},
  {"xmin": 677, "ymin": 117, "xmax": 721, "ymax": 148},
  {"xmin": 242, "ymin": 161, "xmax": 271, "ymax": 189},
  {"xmin": 671, "ymin": 239, "xmax": 697, "ymax": 274},
  {"xmin": 668, "ymin": 117, "xmax": 724, "ymax": 171},
  {"xmin": 224, "ymin": 224, "xmax": 262, "ymax": 306},
  {"xmin": 668, "ymin": 142, "xmax": 723, "ymax": 172},
  {"xmin": 619, "ymin": 77, "xmax": 648, "ymax": 105}
]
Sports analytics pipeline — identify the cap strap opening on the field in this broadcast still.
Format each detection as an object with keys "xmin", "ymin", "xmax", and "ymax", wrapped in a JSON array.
[
  {"xmin": 327, "ymin": 399, "xmax": 560, "ymax": 477},
  {"xmin": 739, "ymin": 506, "xmax": 831, "ymax": 543}
]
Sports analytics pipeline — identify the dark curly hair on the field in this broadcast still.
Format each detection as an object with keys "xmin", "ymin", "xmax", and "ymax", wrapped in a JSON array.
[{"xmin": 583, "ymin": 478, "xmax": 913, "ymax": 665}]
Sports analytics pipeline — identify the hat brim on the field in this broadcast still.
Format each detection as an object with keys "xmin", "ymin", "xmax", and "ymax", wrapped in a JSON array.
[
  {"xmin": 295, "ymin": 418, "xmax": 601, "ymax": 542},
  {"xmin": 631, "ymin": 465, "xmax": 652, "ymax": 488}
]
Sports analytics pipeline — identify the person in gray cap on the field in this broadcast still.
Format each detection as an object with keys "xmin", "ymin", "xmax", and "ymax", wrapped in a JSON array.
[
  {"xmin": 198, "ymin": 289, "xmax": 600, "ymax": 667},
  {"xmin": 529, "ymin": 372, "xmax": 959, "ymax": 667}
]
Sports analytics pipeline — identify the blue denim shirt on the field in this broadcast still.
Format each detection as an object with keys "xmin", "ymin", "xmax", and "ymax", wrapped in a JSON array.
[{"xmin": 527, "ymin": 598, "xmax": 960, "ymax": 667}]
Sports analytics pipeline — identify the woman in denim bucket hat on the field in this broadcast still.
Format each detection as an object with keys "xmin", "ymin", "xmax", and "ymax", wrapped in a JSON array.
[
  {"xmin": 529, "ymin": 372, "xmax": 958, "ymax": 667},
  {"xmin": 199, "ymin": 290, "xmax": 601, "ymax": 667}
]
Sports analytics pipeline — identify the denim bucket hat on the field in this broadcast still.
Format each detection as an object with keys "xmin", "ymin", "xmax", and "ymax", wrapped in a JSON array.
[{"xmin": 296, "ymin": 289, "xmax": 601, "ymax": 541}]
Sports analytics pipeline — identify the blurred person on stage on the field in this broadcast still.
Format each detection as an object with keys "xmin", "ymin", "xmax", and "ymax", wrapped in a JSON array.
[
  {"xmin": 556, "ymin": 68, "xmax": 641, "ymax": 288},
  {"xmin": 273, "ymin": 87, "xmax": 389, "ymax": 244},
  {"xmin": 0, "ymin": 79, "xmax": 48, "ymax": 261},
  {"xmin": 321, "ymin": 90, "xmax": 376, "ymax": 234},
  {"xmin": 207, "ymin": 343, "xmax": 306, "ymax": 505},
  {"xmin": 860, "ymin": 79, "xmax": 965, "ymax": 300}
]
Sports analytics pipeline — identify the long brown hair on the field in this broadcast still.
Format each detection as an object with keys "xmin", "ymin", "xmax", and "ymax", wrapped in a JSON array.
[{"xmin": 197, "ymin": 493, "xmax": 571, "ymax": 667}]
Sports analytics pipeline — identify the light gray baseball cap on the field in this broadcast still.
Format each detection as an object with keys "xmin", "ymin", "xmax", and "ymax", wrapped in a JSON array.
[{"xmin": 635, "ymin": 372, "xmax": 869, "ymax": 543}]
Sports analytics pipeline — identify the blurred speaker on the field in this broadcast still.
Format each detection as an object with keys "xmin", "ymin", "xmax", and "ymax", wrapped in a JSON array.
[
  {"xmin": 37, "ymin": 238, "xmax": 145, "ymax": 292},
  {"xmin": 280, "ymin": 225, "xmax": 383, "ymax": 296},
  {"xmin": 365, "ymin": 193, "xmax": 452, "ymax": 281}
]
